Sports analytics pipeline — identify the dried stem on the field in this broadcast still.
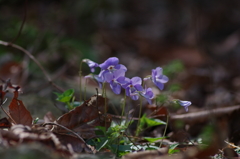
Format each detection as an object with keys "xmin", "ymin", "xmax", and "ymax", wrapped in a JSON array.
[
  {"xmin": 0, "ymin": 99, "xmax": 17, "ymax": 124},
  {"xmin": 42, "ymin": 122, "xmax": 92, "ymax": 152},
  {"xmin": 0, "ymin": 40, "xmax": 64, "ymax": 92}
]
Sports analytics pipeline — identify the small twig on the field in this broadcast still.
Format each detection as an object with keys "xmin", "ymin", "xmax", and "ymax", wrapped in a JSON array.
[
  {"xmin": 159, "ymin": 115, "xmax": 169, "ymax": 148},
  {"xmin": 0, "ymin": 99, "xmax": 17, "ymax": 125},
  {"xmin": 11, "ymin": 0, "xmax": 28, "ymax": 43},
  {"xmin": 95, "ymin": 89, "xmax": 101, "ymax": 123},
  {"xmin": 0, "ymin": 40, "xmax": 63, "ymax": 92},
  {"xmin": 42, "ymin": 122, "xmax": 91, "ymax": 151},
  {"xmin": 225, "ymin": 140, "xmax": 240, "ymax": 149},
  {"xmin": 111, "ymin": 114, "xmax": 140, "ymax": 121}
]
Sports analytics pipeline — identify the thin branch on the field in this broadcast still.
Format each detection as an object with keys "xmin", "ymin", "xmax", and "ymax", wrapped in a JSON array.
[
  {"xmin": 0, "ymin": 99, "xmax": 17, "ymax": 125},
  {"xmin": 0, "ymin": 40, "xmax": 64, "ymax": 92},
  {"xmin": 170, "ymin": 105, "xmax": 240, "ymax": 123},
  {"xmin": 42, "ymin": 122, "xmax": 91, "ymax": 151},
  {"xmin": 11, "ymin": 0, "xmax": 28, "ymax": 43}
]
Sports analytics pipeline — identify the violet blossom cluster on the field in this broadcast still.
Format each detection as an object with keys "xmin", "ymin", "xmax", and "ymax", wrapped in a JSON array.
[{"xmin": 83, "ymin": 57, "xmax": 191, "ymax": 111}]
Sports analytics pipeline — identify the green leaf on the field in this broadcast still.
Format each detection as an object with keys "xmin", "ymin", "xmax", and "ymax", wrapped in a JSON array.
[
  {"xmin": 145, "ymin": 145, "xmax": 160, "ymax": 150},
  {"xmin": 96, "ymin": 137, "xmax": 109, "ymax": 151},
  {"xmin": 54, "ymin": 89, "xmax": 75, "ymax": 103},
  {"xmin": 144, "ymin": 137, "xmax": 166, "ymax": 143},
  {"xmin": 141, "ymin": 114, "xmax": 166, "ymax": 128},
  {"xmin": 168, "ymin": 143, "xmax": 179, "ymax": 154}
]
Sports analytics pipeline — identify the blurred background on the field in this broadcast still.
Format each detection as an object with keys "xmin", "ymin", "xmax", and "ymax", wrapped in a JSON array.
[{"xmin": 0, "ymin": 0, "xmax": 240, "ymax": 120}]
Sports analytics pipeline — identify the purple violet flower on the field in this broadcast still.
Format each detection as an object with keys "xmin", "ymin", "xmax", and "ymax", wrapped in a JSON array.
[
  {"xmin": 99, "ymin": 57, "xmax": 127, "ymax": 81},
  {"xmin": 82, "ymin": 59, "xmax": 99, "ymax": 72},
  {"xmin": 140, "ymin": 86, "xmax": 154, "ymax": 104},
  {"xmin": 104, "ymin": 69, "xmax": 127, "ymax": 94},
  {"xmin": 145, "ymin": 67, "xmax": 169, "ymax": 90},
  {"xmin": 178, "ymin": 100, "xmax": 191, "ymax": 112},
  {"xmin": 122, "ymin": 77, "xmax": 143, "ymax": 100}
]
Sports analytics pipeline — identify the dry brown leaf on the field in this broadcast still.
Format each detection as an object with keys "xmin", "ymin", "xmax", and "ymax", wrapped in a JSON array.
[
  {"xmin": 55, "ymin": 95, "xmax": 112, "ymax": 139},
  {"xmin": 54, "ymin": 133, "xmax": 95, "ymax": 153},
  {"xmin": 9, "ymin": 96, "xmax": 33, "ymax": 126}
]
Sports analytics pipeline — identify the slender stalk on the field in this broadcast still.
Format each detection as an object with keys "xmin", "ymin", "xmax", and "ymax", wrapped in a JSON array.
[
  {"xmin": 101, "ymin": 83, "xmax": 108, "ymax": 129},
  {"xmin": 159, "ymin": 115, "xmax": 169, "ymax": 148},
  {"xmin": 84, "ymin": 78, "xmax": 88, "ymax": 100},
  {"xmin": 136, "ymin": 96, "xmax": 143, "ymax": 136},
  {"xmin": 103, "ymin": 83, "xmax": 107, "ymax": 116},
  {"xmin": 79, "ymin": 60, "xmax": 83, "ymax": 102},
  {"xmin": 0, "ymin": 40, "xmax": 64, "ymax": 92},
  {"xmin": 0, "ymin": 99, "xmax": 17, "ymax": 125},
  {"xmin": 120, "ymin": 92, "xmax": 127, "ymax": 124},
  {"xmin": 42, "ymin": 122, "xmax": 93, "ymax": 152}
]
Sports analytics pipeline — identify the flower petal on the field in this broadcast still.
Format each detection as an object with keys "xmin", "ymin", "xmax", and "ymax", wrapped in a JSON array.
[
  {"xmin": 122, "ymin": 78, "xmax": 130, "ymax": 89},
  {"xmin": 117, "ymin": 76, "xmax": 127, "ymax": 85},
  {"xmin": 104, "ymin": 72, "xmax": 113, "ymax": 83},
  {"xmin": 113, "ymin": 69, "xmax": 125, "ymax": 79},
  {"xmin": 178, "ymin": 100, "xmax": 191, "ymax": 112},
  {"xmin": 99, "ymin": 57, "xmax": 119, "ymax": 70},
  {"xmin": 131, "ymin": 94, "xmax": 139, "ymax": 100},
  {"xmin": 155, "ymin": 67, "xmax": 163, "ymax": 77},
  {"xmin": 154, "ymin": 81, "xmax": 164, "ymax": 90},
  {"xmin": 157, "ymin": 75, "xmax": 169, "ymax": 83},
  {"xmin": 131, "ymin": 77, "xmax": 142, "ymax": 85},
  {"xmin": 83, "ymin": 59, "xmax": 99, "ymax": 72},
  {"xmin": 134, "ymin": 84, "xmax": 143, "ymax": 91},
  {"xmin": 119, "ymin": 64, "xmax": 127, "ymax": 72},
  {"xmin": 110, "ymin": 81, "xmax": 121, "ymax": 94},
  {"xmin": 125, "ymin": 87, "xmax": 130, "ymax": 96}
]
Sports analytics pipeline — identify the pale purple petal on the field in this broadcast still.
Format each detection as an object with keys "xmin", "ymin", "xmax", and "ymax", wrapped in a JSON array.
[
  {"xmin": 125, "ymin": 87, "xmax": 130, "ymax": 96},
  {"xmin": 131, "ymin": 77, "xmax": 142, "ymax": 85},
  {"xmin": 116, "ymin": 76, "xmax": 127, "ymax": 85},
  {"xmin": 146, "ymin": 99, "xmax": 152, "ymax": 105},
  {"xmin": 113, "ymin": 69, "xmax": 125, "ymax": 79},
  {"xmin": 140, "ymin": 87, "xmax": 154, "ymax": 104},
  {"xmin": 145, "ymin": 88, "xmax": 154, "ymax": 99},
  {"xmin": 157, "ymin": 75, "xmax": 169, "ymax": 83},
  {"xmin": 99, "ymin": 70, "xmax": 107, "ymax": 78},
  {"xmin": 83, "ymin": 59, "xmax": 99, "ymax": 72},
  {"xmin": 178, "ymin": 100, "xmax": 191, "ymax": 112},
  {"xmin": 104, "ymin": 72, "xmax": 113, "ymax": 83},
  {"xmin": 151, "ymin": 67, "xmax": 168, "ymax": 90},
  {"xmin": 131, "ymin": 94, "xmax": 139, "ymax": 100},
  {"xmin": 122, "ymin": 78, "xmax": 130, "ymax": 89},
  {"xmin": 99, "ymin": 57, "xmax": 119, "ymax": 69},
  {"xmin": 154, "ymin": 81, "xmax": 164, "ymax": 90},
  {"xmin": 110, "ymin": 81, "xmax": 121, "ymax": 94},
  {"xmin": 155, "ymin": 67, "xmax": 163, "ymax": 77},
  {"xmin": 134, "ymin": 84, "xmax": 143, "ymax": 91},
  {"xmin": 119, "ymin": 64, "xmax": 127, "ymax": 72},
  {"xmin": 94, "ymin": 75, "xmax": 104, "ymax": 88}
]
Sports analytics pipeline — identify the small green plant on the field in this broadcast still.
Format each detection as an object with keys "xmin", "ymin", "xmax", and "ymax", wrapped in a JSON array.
[
  {"xmin": 88, "ymin": 120, "xmax": 133, "ymax": 157},
  {"xmin": 136, "ymin": 114, "xmax": 166, "ymax": 136},
  {"xmin": 168, "ymin": 143, "xmax": 180, "ymax": 154},
  {"xmin": 54, "ymin": 89, "xmax": 80, "ymax": 110}
]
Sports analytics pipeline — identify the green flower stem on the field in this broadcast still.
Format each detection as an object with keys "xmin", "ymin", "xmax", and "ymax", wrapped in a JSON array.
[
  {"xmin": 79, "ymin": 60, "xmax": 83, "ymax": 102},
  {"xmin": 66, "ymin": 101, "xmax": 73, "ymax": 110},
  {"xmin": 136, "ymin": 96, "xmax": 143, "ymax": 136},
  {"xmin": 120, "ymin": 92, "xmax": 127, "ymax": 124},
  {"xmin": 160, "ymin": 115, "xmax": 169, "ymax": 148}
]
